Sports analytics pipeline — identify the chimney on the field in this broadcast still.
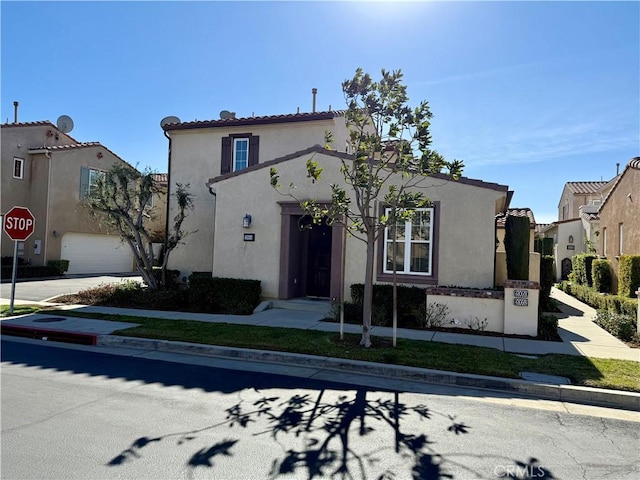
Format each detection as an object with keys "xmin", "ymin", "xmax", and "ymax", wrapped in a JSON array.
[
  {"xmin": 13, "ymin": 101, "xmax": 18, "ymax": 123},
  {"xmin": 312, "ymin": 88, "xmax": 317, "ymax": 113},
  {"xmin": 616, "ymin": 162, "xmax": 620, "ymax": 176}
]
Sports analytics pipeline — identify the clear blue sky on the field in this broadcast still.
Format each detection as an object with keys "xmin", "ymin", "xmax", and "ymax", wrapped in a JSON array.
[{"xmin": 2, "ymin": 1, "xmax": 638, "ymax": 224}]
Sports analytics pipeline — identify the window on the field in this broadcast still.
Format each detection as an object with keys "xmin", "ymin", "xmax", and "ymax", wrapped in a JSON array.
[
  {"xmin": 80, "ymin": 166, "xmax": 105, "ymax": 198},
  {"xmin": 233, "ymin": 138, "xmax": 249, "ymax": 171},
  {"xmin": 618, "ymin": 223, "xmax": 624, "ymax": 255},
  {"xmin": 602, "ymin": 228, "xmax": 607, "ymax": 256},
  {"xmin": 13, "ymin": 157, "xmax": 24, "ymax": 179},
  {"xmin": 383, "ymin": 207, "xmax": 433, "ymax": 276},
  {"xmin": 221, "ymin": 134, "xmax": 259, "ymax": 174}
]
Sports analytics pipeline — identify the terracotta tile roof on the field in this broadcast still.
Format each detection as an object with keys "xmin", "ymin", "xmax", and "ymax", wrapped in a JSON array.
[
  {"xmin": 1, "ymin": 120, "xmax": 55, "ymax": 128},
  {"xmin": 598, "ymin": 156, "xmax": 640, "ymax": 213},
  {"xmin": 151, "ymin": 173, "xmax": 168, "ymax": 185},
  {"xmin": 32, "ymin": 142, "xmax": 101, "ymax": 151},
  {"xmin": 565, "ymin": 181, "xmax": 609, "ymax": 194},
  {"xmin": 581, "ymin": 212, "xmax": 598, "ymax": 222},
  {"xmin": 496, "ymin": 208, "xmax": 536, "ymax": 227},
  {"xmin": 163, "ymin": 110, "xmax": 346, "ymax": 131}
]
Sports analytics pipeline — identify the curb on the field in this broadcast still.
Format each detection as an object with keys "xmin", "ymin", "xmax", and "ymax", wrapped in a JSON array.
[{"xmin": 97, "ymin": 335, "xmax": 640, "ymax": 412}]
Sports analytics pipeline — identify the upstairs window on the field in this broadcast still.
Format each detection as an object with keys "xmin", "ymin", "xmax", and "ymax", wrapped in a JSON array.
[
  {"xmin": 383, "ymin": 207, "xmax": 434, "ymax": 276},
  {"xmin": 233, "ymin": 138, "xmax": 249, "ymax": 171},
  {"xmin": 13, "ymin": 157, "xmax": 24, "ymax": 179},
  {"xmin": 80, "ymin": 166, "xmax": 105, "ymax": 198},
  {"xmin": 221, "ymin": 134, "xmax": 259, "ymax": 174},
  {"xmin": 618, "ymin": 223, "xmax": 624, "ymax": 255}
]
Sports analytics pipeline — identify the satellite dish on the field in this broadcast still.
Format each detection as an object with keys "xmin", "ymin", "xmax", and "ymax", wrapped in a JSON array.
[
  {"xmin": 56, "ymin": 115, "xmax": 74, "ymax": 133},
  {"xmin": 219, "ymin": 110, "xmax": 233, "ymax": 120},
  {"xmin": 160, "ymin": 116, "xmax": 181, "ymax": 128}
]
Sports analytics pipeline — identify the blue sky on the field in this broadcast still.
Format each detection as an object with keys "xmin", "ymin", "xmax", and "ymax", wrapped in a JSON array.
[{"xmin": 2, "ymin": 1, "xmax": 638, "ymax": 224}]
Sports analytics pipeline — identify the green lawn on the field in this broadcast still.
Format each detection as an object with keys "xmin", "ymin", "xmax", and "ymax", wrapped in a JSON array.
[
  {"xmin": 0, "ymin": 304, "xmax": 42, "ymax": 317},
  {"xmin": 36, "ymin": 309, "xmax": 640, "ymax": 393}
]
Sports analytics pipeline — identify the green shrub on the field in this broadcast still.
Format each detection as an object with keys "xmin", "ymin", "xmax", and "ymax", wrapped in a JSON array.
[
  {"xmin": 538, "ymin": 313, "xmax": 558, "ymax": 341},
  {"xmin": 350, "ymin": 283, "xmax": 425, "ymax": 328},
  {"xmin": 591, "ymin": 259, "xmax": 612, "ymax": 293},
  {"xmin": 594, "ymin": 310, "xmax": 637, "ymax": 342},
  {"xmin": 47, "ymin": 259, "xmax": 70, "ymax": 275},
  {"xmin": 618, "ymin": 255, "xmax": 640, "ymax": 298},
  {"xmin": 572, "ymin": 254, "xmax": 597, "ymax": 286},
  {"xmin": 534, "ymin": 237, "xmax": 554, "ymax": 256},
  {"xmin": 1, "ymin": 265, "xmax": 60, "ymax": 279},
  {"xmin": 504, "ymin": 215, "xmax": 530, "ymax": 280},
  {"xmin": 561, "ymin": 282, "xmax": 638, "ymax": 315},
  {"xmin": 188, "ymin": 276, "xmax": 261, "ymax": 315},
  {"xmin": 150, "ymin": 267, "xmax": 181, "ymax": 289},
  {"xmin": 539, "ymin": 256, "xmax": 554, "ymax": 311}
]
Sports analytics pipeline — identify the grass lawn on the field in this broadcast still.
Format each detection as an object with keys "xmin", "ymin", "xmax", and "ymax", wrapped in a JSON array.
[
  {"xmin": 0, "ymin": 304, "xmax": 42, "ymax": 317},
  {"xmin": 36, "ymin": 309, "xmax": 640, "ymax": 393}
]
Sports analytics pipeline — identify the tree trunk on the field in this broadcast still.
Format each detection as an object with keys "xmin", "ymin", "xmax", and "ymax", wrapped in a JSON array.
[{"xmin": 360, "ymin": 230, "xmax": 376, "ymax": 347}]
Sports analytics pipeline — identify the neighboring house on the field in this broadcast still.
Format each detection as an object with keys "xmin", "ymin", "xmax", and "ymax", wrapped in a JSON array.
[
  {"xmin": 540, "ymin": 177, "xmax": 618, "ymax": 281},
  {"xmin": 495, "ymin": 208, "xmax": 539, "ymax": 285},
  {"xmin": 163, "ymin": 110, "xmax": 511, "ymax": 301},
  {"xmin": 598, "ymin": 157, "xmax": 640, "ymax": 293},
  {"xmin": 1, "ymin": 120, "xmax": 137, "ymax": 274}
]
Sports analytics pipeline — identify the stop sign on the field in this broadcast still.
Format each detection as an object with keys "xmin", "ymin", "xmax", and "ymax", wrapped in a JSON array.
[{"xmin": 3, "ymin": 206, "xmax": 35, "ymax": 241}]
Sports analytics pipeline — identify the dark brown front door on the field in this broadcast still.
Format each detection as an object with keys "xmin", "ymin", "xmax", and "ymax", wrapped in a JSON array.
[{"xmin": 306, "ymin": 222, "xmax": 332, "ymax": 298}]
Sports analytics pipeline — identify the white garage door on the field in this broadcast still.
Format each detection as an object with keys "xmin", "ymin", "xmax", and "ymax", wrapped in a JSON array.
[{"xmin": 61, "ymin": 233, "xmax": 134, "ymax": 274}]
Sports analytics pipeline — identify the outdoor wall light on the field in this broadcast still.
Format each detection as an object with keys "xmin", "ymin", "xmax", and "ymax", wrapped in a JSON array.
[
  {"xmin": 243, "ymin": 214, "xmax": 252, "ymax": 228},
  {"xmin": 568, "ymin": 235, "xmax": 574, "ymax": 244}
]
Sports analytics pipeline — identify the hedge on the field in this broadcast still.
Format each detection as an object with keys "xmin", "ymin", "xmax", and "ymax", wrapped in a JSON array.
[
  {"xmin": 350, "ymin": 283, "xmax": 426, "ymax": 328},
  {"xmin": 188, "ymin": 276, "xmax": 261, "ymax": 315},
  {"xmin": 539, "ymin": 255, "xmax": 554, "ymax": 311},
  {"xmin": 618, "ymin": 255, "xmax": 640, "ymax": 298},
  {"xmin": 0, "ymin": 265, "xmax": 61, "ymax": 279},
  {"xmin": 571, "ymin": 254, "xmax": 597, "ymax": 286},
  {"xmin": 559, "ymin": 281, "xmax": 637, "ymax": 317},
  {"xmin": 591, "ymin": 259, "xmax": 612, "ymax": 294}
]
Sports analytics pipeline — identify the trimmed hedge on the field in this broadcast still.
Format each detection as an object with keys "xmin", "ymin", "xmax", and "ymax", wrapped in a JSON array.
[
  {"xmin": 188, "ymin": 276, "xmax": 261, "ymax": 315},
  {"xmin": 47, "ymin": 260, "xmax": 70, "ymax": 275},
  {"xmin": 1, "ymin": 265, "xmax": 60, "ymax": 279},
  {"xmin": 539, "ymin": 256, "xmax": 554, "ymax": 311},
  {"xmin": 594, "ymin": 310, "xmax": 637, "ymax": 342},
  {"xmin": 591, "ymin": 259, "xmax": 612, "ymax": 294},
  {"xmin": 618, "ymin": 255, "xmax": 640, "ymax": 298},
  {"xmin": 350, "ymin": 283, "xmax": 425, "ymax": 328},
  {"xmin": 504, "ymin": 215, "xmax": 530, "ymax": 280},
  {"xmin": 150, "ymin": 267, "xmax": 181, "ymax": 289},
  {"xmin": 571, "ymin": 254, "xmax": 597, "ymax": 286},
  {"xmin": 559, "ymin": 281, "xmax": 637, "ymax": 317}
]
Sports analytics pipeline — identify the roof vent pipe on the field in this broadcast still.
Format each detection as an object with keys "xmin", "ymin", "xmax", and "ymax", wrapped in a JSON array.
[
  {"xmin": 312, "ymin": 88, "xmax": 317, "ymax": 113},
  {"xmin": 616, "ymin": 162, "xmax": 620, "ymax": 176},
  {"xmin": 13, "ymin": 101, "xmax": 18, "ymax": 123}
]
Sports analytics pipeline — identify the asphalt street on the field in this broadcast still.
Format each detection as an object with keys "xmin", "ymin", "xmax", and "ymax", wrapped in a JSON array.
[
  {"xmin": 0, "ymin": 274, "xmax": 142, "ymax": 302},
  {"xmin": 2, "ymin": 339, "xmax": 638, "ymax": 480}
]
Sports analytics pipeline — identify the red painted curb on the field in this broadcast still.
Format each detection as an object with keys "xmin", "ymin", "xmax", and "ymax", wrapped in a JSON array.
[{"xmin": 0, "ymin": 325, "xmax": 97, "ymax": 345}]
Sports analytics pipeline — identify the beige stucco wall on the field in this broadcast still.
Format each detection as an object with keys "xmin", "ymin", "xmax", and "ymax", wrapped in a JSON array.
[
  {"xmin": 553, "ymin": 219, "xmax": 584, "ymax": 280},
  {"xmin": 166, "ymin": 116, "xmax": 351, "ymax": 274},
  {"xmin": 599, "ymin": 166, "xmax": 640, "ymax": 293},
  {"xmin": 206, "ymin": 151, "xmax": 505, "ymax": 299},
  {"xmin": 425, "ymin": 294, "xmax": 505, "ymax": 333}
]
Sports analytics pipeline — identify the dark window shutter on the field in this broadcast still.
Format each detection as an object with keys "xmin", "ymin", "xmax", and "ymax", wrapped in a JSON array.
[
  {"xmin": 221, "ymin": 137, "xmax": 231, "ymax": 174},
  {"xmin": 80, "ymin": 166, "xmax": 90, "ymax": 198},
  {"xmin": 249, "ymin": 135, "xmax": 259, "ymax": 167}
]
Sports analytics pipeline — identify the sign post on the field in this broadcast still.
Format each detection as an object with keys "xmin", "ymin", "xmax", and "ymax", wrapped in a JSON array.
[{"xmin": 3, "ymin": 206, "xmax": 36, "ymax": 314}]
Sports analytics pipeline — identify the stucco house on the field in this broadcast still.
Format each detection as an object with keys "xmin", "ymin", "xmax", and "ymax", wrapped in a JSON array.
[
  {"xmin": 598, "ymin": 156, "xmax": 640, "ymax": 292},
  {"xmin": 539, "ymin": 177, "xmax": 618, "ymax": 280},
  {"xmin": 163, "ymin": 109, "xmax": 511, "ymax": 301},
  {"xmin": 1, "ymin": 119, "xmax": 164, "ymax": 274}
]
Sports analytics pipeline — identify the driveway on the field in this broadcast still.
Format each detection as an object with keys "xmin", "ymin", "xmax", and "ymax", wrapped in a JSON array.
[{"xmin": 0, "ymin": 274, "xmax": 142, "ymax": 303}]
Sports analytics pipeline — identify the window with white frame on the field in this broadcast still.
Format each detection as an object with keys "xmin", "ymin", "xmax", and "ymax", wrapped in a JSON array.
[
  {"xmin": 383, "ymin": 207, "xmax": 433, "ymax": 275},
  {"xmin": 80, "ymin": 166, "xmax": 105, "ymax": 198},
  {"xmin": 233, "ymin": 138, "xmax": 249, "ymax": 171},
  {"xmin": 602, "ymin": 227, "xmax": 607, "ymax": 256},
  {"xmin": 13, "ymin": 157, "xmax": 24, "ymax": 179}
]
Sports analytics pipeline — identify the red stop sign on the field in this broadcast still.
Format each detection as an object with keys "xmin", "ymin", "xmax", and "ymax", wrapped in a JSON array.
[{"xmin": 3, "ymin": 206, "xmax": 35, "ymax": 241}]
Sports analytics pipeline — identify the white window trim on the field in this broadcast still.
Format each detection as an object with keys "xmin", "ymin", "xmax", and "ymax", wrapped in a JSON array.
[
  {"xmin": 13, "ymin": 157, "xmax": 24, "ymax": 179},
  {"xmin": 618, "ymin": 223, "xmax": 624, "ymax": 255},
  {"xmin": 88, "ymin": 168, "xmax": 104, "ymax": 195},
  {"xmin": 233, "ymin": 138, "xmax": 249, "ymax": 172},
  {"xmin": 383, "ymin": 207, "xmax": 433, "ymax": 276}
]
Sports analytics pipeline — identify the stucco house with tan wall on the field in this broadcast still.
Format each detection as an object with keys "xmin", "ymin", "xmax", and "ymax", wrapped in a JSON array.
[
  {"xmin": 1, "ymin": 120, "xmax": 165, "ymax": 274},
  {"xmin": 163, "ymin": 110, "xmax": 511, "ymax": 301},
  {"xmin": 598, "ymin": 157, "xmax": 640, "ymax": 293}
]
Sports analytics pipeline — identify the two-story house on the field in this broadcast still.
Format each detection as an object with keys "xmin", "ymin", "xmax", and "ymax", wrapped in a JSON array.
[
  {"xmin": 1, "ymin": 119, "xmax": 162, "ymax": 274},
  {"xmin": 163, "ymin": 109, "xmax": 512, "ymax": 301}
]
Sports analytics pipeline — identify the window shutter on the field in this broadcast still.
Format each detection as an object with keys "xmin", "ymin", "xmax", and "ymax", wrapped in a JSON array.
[
  {"xmin": 221, "ymin": 137, "xmax": 231, "ymax": 174},
  {"xmin": 80, "ymin": 166, "xmax": 90, "ymax": 198},
  {"xmin": 249, "ymin": 135, "xmax": 259, "ymax": 167}
]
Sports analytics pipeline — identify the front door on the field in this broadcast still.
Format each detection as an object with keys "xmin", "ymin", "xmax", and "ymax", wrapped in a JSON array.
[{"xmin": 305, "ymin": 222, "xmax": 332, "ymax": 298}]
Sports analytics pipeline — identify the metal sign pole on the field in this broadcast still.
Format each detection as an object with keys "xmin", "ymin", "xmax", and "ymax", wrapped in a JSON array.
[{"xmin": 9, "ymin": 240, "xmax": 18, "ymax": 315}]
